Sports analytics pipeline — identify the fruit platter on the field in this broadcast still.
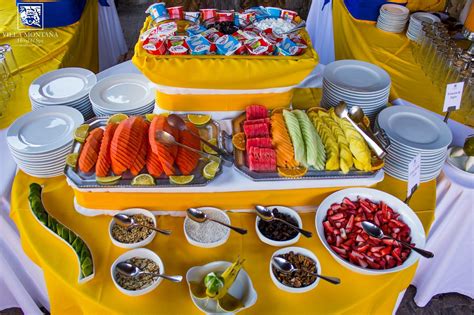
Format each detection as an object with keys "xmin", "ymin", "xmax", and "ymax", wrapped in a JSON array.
[
  {"xmin": 65, "ymin": 113, "xmax": 223, "ymax": 189},
  {"xmin": 231, "ymin": 105, "xmax": 384, "ymax": 181}
]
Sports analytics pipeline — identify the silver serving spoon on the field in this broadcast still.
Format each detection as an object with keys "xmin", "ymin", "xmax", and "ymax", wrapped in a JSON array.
[
  {"xmin": 186, "ymin": 208, "xmax": 247, "ymax": 235},
  {"xmin": 167, "ymin": 114, "xmax": 234, "ymax": 164},
  {"xmin": 361, "ymin": 221, "xmax": 434, "ymax": 258},
  {"xmin": 272, "ymin": 256, "xmax": 340, "ymax": 285},
  {"xmin": 155, "ymin": 130, "xmax": 221, "ymax": 164},
  {"xmin": 255, "ymin": 205, "xmax": 312, "ymax": 238},
  {"xmin": 116, "ymin": 262, "xmax": 183, "ymax": 282},
  {"xmin": 349, "ymin": 106, "xmax": 388, "ymax": 154},
  {"xmin": 114, "ymin": 213, "xmax": 172, "ymax": 236},
  {"xmin": 334, "ymin": 102, "xmax": 387, "ymax": 159}
]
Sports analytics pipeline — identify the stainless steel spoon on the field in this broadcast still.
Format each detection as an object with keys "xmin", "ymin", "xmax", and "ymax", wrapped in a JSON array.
[
  {"xmin": 272, "ymin": 256, "xmax": 341, "ymax": 285},
  {"xmin": 361, "ymin": 221, "xmax": 434, "ymax": 258},
  {"xmin": 167, "ymin": 114, "xmax": 234, "ymax": 164},
  {"xmin": 255, "ymin": 205, "xmax": 312, "ymax": 238},
  {"xmin": 116, "ymin": 262, "xmax": 183, "ymax": 282},
  {"xmin": 155, "ymin": 130, "xmax": 221, "ymax": 164},
  {"xmin": 186, "ymin": 207, "xmax": 247, "ymax": 235},
  {"xmin": 334, "ymin": 102, "xmax": 387, "ymax": 159},
  {"xmin": 349, "ymin": 106, "xmax": 388, "ymax": 154},
  {"xmin": 114, "ymin": 213, "xmax": 172, "ymax": 235}
]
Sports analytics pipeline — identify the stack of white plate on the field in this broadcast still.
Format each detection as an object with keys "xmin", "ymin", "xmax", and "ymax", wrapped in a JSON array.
[
  {"xmin": 90, "ymin": 74, "xmax": 155, "ymax": 116},
  {"xmin": 7, "ymin": 106, "xmax": 84, "ymax": 178},
  {"xmin": 406, "ymin": 12, "xmax": 441, "ymax": 41},
  {"xmin": 29, "ymin": 67, "xmax": 96, "ymax": 120},
  {"xmin": 376, "ymin": 4, "xmax": 409, "ymax": 33},
  {"xmin": 376, "ymin": 106, "xmax": 452, "ymax": 182},
  {"xmin": 322, "ymin": 60, "xmax": 391, "ymax": 122}
]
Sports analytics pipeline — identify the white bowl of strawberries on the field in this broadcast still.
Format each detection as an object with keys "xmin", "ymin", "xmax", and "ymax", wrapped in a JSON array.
[{"xmin": 315, "ymin": 188, "xmax": 427, "ymax": 275}]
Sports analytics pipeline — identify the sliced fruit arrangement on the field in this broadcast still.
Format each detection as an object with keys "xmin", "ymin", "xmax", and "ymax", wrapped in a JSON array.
[
  {"xmin": 71, "ymin": 114, "xmax": 221, "ymax": 185},
  {"xmin": 234, "ymin": 104, "xmax": 380, "ymax": 177},
  {"xmin": 29, "ymin": 183, "xmax": 94, "ymax": 281},
  {"xmin": 323, "ymin": 197, "xmax": 413, "ymax": 270}
]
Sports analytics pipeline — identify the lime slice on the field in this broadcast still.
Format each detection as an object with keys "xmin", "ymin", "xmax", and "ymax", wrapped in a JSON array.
[
  {"xmin": 145, "ymin": 113, "xmax": 157, "ymax": 122},
  {"xmin": 65, "ymin": 153, "xmax": 78, "ymax": 168},
  {"xmin": 131, "ymin": 174, "xmax": 155, "ymax": 186},
  {"xmin": 202, "ymin": 138, "xmax": 218, "ymax": 154},
  {"xmin": 107, "ymin": 113, "xmax": 128, "ymax": 125},
  {"xmin": 169, "ymin": 175, "xmax": 194, "ymax": 185},
  {"xmin": 74, "ymin": 124, "xmax": 89, "ymax": 143},
  {"xmin": 96, "ymin": 175, "xmax": 122, "ymax": 185},
  {"xmin": 187, "ymin": 114, "xmax": 211, "ymax": 126},
  {"xmin": 203, "ymin": 161, "xmax": 220, "ymax": 180}
]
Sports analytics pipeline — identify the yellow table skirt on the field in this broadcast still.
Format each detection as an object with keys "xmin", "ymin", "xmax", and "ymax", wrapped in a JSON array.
[
  {"xmin": 11, "ymin": 170, "xmax": 435, "ymax": 314},
  {"xmin": 0, "ymin": 0, "xmax": 98, "ymax": 129},
  {"xmin": 333, "ymin": 0, "xmax": 471, "ymax": 126}
]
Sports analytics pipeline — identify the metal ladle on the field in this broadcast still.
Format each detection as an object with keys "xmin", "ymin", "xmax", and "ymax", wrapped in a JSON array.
[
  {"xmin": 334, "ymin": 102, "xmax": 387, "ymax": 159},
  {"xmin": 116, "ymin": 262, "xmax": 183, "ymax": 282},
  {"xmin": 186, "ymin": 208, "xmax": 248, "ymax": 235},
  {"xmin": 349, "ymin": 106, "xmax": 388, "ymax": 155},
  {"xmin": 167, "ymin": 114, "xmax": 234, "ymax": 164},
  {"xmin": 362, "ymin": 221, "xmax": 434, "ymax": 258},
  {"xmin": 155, "ymin": 130, "xmax": 221, "ymax": 164},
  {"xmin": 272, "ymin": 256, "xmax": 341, "ymax": 285},
  {"xmin": 114, "ymin": 213, "xmax": 172, "ymax": 235},
  {"xmin": 255, "ymin": 205, "xmax": 312, "ymax": 238}
]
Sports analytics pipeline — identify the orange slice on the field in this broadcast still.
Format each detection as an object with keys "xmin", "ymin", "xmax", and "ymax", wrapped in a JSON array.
[
  {"xmin": 277, "ymin": 166, "xmax": 308, "ymax": 178},
  {"xmin": 232, "ymin": 132, "xmax": 246, "ymax": 151}
]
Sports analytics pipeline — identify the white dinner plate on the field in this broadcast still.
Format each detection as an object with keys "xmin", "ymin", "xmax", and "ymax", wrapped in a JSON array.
[
  {"xmin": 410, "ymin": 12, "xmax": 441, "ymax": 25},
  {"xmin": 377, "ymin": 106, "xmax": 452, "ymax": 151},
  {"xmin": 7, "ymin": 106, "xmax": 83, "ymax": 154},
  {"xmin": 89, "ymin": 74, "xmax": 154, "ymax": 112},
  {"xmin": 380, "ymin": 4, "xmax": 409, "ymax": 16},
  {"xmin": 324, "ymin": 60, "xmax": 391, "ymax": 93},
  {"xmin": 29, "ymin": 68, "xmax": 96, "ymax": 105}
]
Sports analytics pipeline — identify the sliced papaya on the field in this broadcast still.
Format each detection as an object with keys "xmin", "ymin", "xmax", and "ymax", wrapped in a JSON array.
[
  {"xmin": 176, "ymin": 122, "xmax": 201, "ymax": 175},
  {"xmin": 148, "ymin": 115, "xmax": 178, "ymax": 176},
  {"xmin": 78, "ymin": 128, "xmax": 104, "ymax": 173},
  {"xmin": 96, "ymin": 123, "xmax": 117, "ymax": 177}
]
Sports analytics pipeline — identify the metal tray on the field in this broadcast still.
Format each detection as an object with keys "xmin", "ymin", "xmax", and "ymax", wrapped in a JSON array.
[
  {"xmin": 231, "ymin": 112, "xmax": 384, "ymax": 182},
  {"xmin": 65, "ymin": 116, "xmax": 223, "ymax": 189}
]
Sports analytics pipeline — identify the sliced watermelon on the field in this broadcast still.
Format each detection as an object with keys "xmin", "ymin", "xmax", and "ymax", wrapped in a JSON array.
[
  {"xmin": 243, "ymin": 122, "xmax": 270, "ymax": 139},
  {"xmin": 245, "ymin": 137, "xmax": 272, "ymax": 153},
  {"xmin": 246, "ymin": 105, "xmax": 267, "ymax": 120},
  {"xmin": 248, "ymin": 147, "xmax": 276, "ymax": 172}
]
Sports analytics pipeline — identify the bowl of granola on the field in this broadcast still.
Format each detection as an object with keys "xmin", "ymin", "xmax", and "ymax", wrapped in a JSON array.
[{"xmin": 109, "ymin": 208, "xmax": 157, "ymax": 249}]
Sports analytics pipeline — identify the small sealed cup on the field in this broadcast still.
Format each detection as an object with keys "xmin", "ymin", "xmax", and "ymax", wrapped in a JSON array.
[
  {"xmin": 167, "ymin": 6, "xmax": 184, "ymax": 20},
  {"xmin": 145, "ymin": 2, "xmax": 169, "ymax": 23}
]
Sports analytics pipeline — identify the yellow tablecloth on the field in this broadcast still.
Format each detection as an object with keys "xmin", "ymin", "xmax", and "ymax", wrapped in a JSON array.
[
  {"xmin": 332, "ymin": 0, "xmax": 472, "ymax": 126},
  {"xmin": 10, "ymin": 170, "xmax": 436, "ymax": 314},
  {"xmin": 0, "ymin": 0, "xmax": 98, "ymax": 129}
]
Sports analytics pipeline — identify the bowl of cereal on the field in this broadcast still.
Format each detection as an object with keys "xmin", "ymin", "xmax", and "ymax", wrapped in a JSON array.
[
  {"xmin": 270, "ymin": 247, "xmax": 321, "ymax": 293},
  {"xmin": 111, "ymin": 248, "xmax": 164, "ymax": 296},
  {"xmin": 109, "ymin": 208, "xmax": 156, "ymax": 249}
]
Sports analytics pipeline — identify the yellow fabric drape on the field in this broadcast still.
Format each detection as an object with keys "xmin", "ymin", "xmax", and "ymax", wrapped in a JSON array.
[
  {"xmin": 332, "ymin": 0, "xmax": 471, "ymax": 126},
  {"xmin": 0, "ymin": 0, "xmax": 98, "ymax": 129},
  {"xmin": 406, "ymin": 0, "xmax": 446, "ymax": 12},
  {"xmin": 11, "ymin": 170, "xmax": 435, "ymax": 314}
]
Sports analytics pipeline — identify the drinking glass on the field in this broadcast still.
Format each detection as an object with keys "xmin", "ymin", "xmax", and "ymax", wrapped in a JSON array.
[
  {"xmin": 0, "ymin": 53, "xmax": 15, "ymax": 93},
  {"xmin": 0, "ymin": 44, "xmax": 21, "ymax": 79}
]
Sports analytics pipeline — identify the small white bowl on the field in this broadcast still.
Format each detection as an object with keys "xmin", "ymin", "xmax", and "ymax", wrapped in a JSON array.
[
  {"xmin": 183, "ymin": 207, "xmax": 231, "ymax": 248},
  {"xmin": 270, "ymin": 246, "xmax": 321, "ymax": 293},
  {"xmin": 110, "ymin": 248, "xmax": 164, "ymax": 296},
  {"xmin": 255, "ymin": 205, "xmax": 302, "ymax": 247},
  {"xmin": 109, "ymin": 208, "xmax": 156, "ymax": 249},
  {"xmin": 315, "ymin": 188, "xmax": 426, "ymax": 275},
  {"xmin": 186, "ymin": 261, "xmax": 257, "ymax": 314}
]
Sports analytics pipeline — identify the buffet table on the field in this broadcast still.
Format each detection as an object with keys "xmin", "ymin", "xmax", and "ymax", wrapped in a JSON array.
[{"xmin": 10, "ymin": 169, "xmax": 436, "ymax": 314}]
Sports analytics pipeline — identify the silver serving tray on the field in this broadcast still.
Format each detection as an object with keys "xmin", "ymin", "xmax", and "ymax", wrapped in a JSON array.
[
  {"xmin": 65, "ymin": 116, "xmax": 223, "ymax": 189},
  {"xmin": 231, "ymin": 111, "xmax": 384, "ymax": 181}
]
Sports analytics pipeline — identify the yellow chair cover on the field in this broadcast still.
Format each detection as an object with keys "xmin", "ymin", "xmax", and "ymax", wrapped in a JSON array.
[{"xmin": 0, "ymin": 0, "xmax": 98, "ymax": 129}]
